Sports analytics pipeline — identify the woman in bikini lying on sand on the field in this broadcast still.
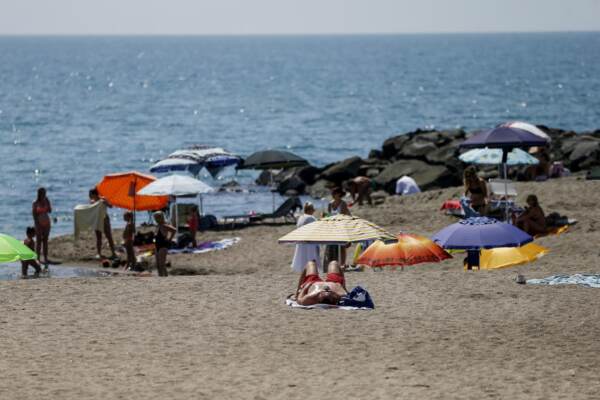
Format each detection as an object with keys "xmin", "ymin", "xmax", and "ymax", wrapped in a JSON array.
[{"xmin": 294, "ymin": 260, "xmax": 348, "ymax": 306}]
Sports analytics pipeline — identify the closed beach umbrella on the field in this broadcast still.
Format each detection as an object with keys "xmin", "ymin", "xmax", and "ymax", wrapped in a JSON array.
[
  {"xmin": 356, "ymin": 233, "xmax": 451, "ymax": 268},
  {"xmin": 479, "ymin": 243, "xmax": 548, "ymax": 270},
  {"xmin": 0, "ymin": 233, "xmax": 37, "ymax": 263},
  {"xmin": 137, "ymin": 175, "xmax": 214, "ymax": 197},
  {"xmin": 431, "ymin": 217, "xmax": 533, "ymax": 250},
  {"xmin": 278, "ymin": 214, "xmax": 394, "ymax": 245},
  {"xmin": 240, "ymin": 150, "xmax": 309, "ymax": 170},
  {"xmin": 503, "ymin": 121, "xmax": 551, "ymax": 142},
  {"xmin": 459, "ymin": 148, "xmax": 539, "ymax": 166},
  {"xmin": 97, "ymin": 171, "xmax": 168, "ymax": 211}
]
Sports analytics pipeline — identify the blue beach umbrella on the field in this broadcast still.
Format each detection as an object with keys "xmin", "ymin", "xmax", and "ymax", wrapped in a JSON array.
[
  {"xmin": 459, "ymin": 147, "xmax": 539, "ymax": 166},
  {"xmin": 431, "ymin": 217, "xmax": 533, "ymax": 270}
]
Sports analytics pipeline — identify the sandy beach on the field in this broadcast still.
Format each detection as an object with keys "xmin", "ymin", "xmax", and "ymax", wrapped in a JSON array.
[{"xmin": 2, "ymin": 176, "xmax": 600, "ymax": 399}]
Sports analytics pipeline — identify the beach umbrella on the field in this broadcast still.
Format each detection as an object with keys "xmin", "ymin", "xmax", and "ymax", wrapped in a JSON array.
[
  {"xmin": 459, "ymin": 147, "xmax": 539, "ymax": 166},
  {"xmin": 278, "ymin": 214, "xmax": 394, "ymax": 264},
  {"xmin": 479, "ymin": 243, "xmax": 548, "ymax": 270},
  {"xmin": 0, "ymin": 233, "xmax": 37, "ymax": 263},
  {"xmin": 356, "ymin": 233, "xmax": 451, "ymax": 269},
  {"xmin": 97, "ymin": 171, "xmax": 168, "ymax": 211},
  {"xmin": 150, "ymin": 146, "xmax": 241, "ymax": 177},
  {"xmin": 432, "ymin": 217, "xmax": 533, "ymax": 250},
  {"xmin": 239, "ymin": 149, "xmax": 309, "ymax": 211},
  {"xmin": 137, "ymin": 175, "xmax": 214, "ymax": 197},
  {"xmin": 503, "ymin": 121, "xmax": 551, "ymax": 142},
  {"xmin": 137, "ymin": 175, "xmax": 214, "ymax": 232},
  {"xmin": 239, "ymin": 150, "xmax": 309, "ymax": 170},
  {"xmin": 432, "ymin": 217, "xmax": 533, "ymax": 270},
  {"xmin": 461, "ymin": 126, "xmax": 548, "ymax": 220}
]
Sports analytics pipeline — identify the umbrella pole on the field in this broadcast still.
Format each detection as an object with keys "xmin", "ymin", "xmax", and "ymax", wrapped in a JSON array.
[
  {"xmin": 199, "ymin": 194, "xmax": 203, "ymax": 215},
  {"xmin": 175, "ymin": 196, "xmax": 179, "ymax": 237},
  {"xmin": 502, "ymin": 150, "xmax": 510, "ymax": 222},
  {"xmin": 270, "ymin": 170, "xmax": 275, "ymax": 213}
]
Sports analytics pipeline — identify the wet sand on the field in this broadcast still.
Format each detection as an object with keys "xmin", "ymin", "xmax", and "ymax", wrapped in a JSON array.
[{"xmin": 2, "ymin": 176, "xmax": 600, "ymax": 399}]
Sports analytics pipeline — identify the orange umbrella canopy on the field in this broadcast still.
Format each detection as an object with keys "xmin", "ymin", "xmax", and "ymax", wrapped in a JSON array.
[
  {"xmin": 356, "ymin": 233, "xmax": 452, "ymax": 267},
  {"xmin": 97, "ymin": 171, "xmax": 168, "ymax": 211}
]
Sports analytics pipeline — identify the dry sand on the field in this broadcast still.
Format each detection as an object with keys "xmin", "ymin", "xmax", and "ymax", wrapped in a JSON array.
[{"xmin": 2, "ymin": 176, "xmax": 600, "ymax": 399}]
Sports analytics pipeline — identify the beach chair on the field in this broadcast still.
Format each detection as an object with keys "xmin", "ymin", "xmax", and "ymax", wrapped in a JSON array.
[
  {"xmin": 488, "ymin": 179, "xmax": 518, "ymax": 198},
  {"xmin": 222, "ymin": 197, "xmax": 302, "ymax": 227}
]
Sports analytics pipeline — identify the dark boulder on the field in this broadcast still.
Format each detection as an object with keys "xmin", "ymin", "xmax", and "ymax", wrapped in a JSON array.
[
  {"xmin": 382, "ymin": 135, "xmax": 411, "ymax": 159},
  {"xmin": 306, "ymin": 179, "xmax": 336, "ymax": 198},
  {"xmin": 374, "ymin": 159, "xmax": 456, "ymax": 193},
  {"xmin": 318, "ymin": 156, "xmax": 363, "ymax": 183},
  {"xmin": 425, "ymin": 142, "xmax": 460, "ymax": 165},
  {"xmin": 568, "ymin": 138, "xmax": 600, "ymax": 171},
  {"xmin": 398, "ymin": 139, "xmax": 438, "ymax": 158},
  {"xmin": 277, "ymin": 176, "xmax": 306, "ymax": 195}
]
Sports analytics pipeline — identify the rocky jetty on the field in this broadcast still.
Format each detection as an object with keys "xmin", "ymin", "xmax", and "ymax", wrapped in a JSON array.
[{"xmin": 262, "ymin": 126, "xmax": 600, "ymax": 197}]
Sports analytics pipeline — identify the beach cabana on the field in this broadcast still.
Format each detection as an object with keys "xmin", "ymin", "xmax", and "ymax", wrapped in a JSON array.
[
  {"xmin": 355, "ymin": 233, "xmax": 451, "ymax": 270},
  {"xmin": 278, "ymin": 214, "xmax": 394, "ymax": 264},
  {"xmin": 0, "ymin": 233, "xmax": 37, "ymax": 263},
  {"xmin": 431, "ymin": 217, "xmax": 533, "ymax": 270}
]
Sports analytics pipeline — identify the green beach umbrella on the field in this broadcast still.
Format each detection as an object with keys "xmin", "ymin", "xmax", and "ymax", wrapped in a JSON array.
[{"xmin": 0, "ymin": 233, "xmax": 37, "ymax": 263}]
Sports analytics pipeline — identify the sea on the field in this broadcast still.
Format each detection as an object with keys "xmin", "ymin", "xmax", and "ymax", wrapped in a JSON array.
[{"xmin": 1, "ymin": 33, "xmax": 599, "ymax": 238}]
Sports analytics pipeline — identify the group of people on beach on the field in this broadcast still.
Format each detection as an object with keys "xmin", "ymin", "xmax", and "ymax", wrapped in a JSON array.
[
  {"xmin": 463, "ymin": 166, "xmax": 547, "ymax": 236},
  {"xmin": 22, "ymin": 186, "xmax": 178, "ymax": 278}
]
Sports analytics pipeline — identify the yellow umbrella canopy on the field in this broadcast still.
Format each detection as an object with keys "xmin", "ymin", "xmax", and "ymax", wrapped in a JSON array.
[
  {"xmin": 479, "ymin": 243, "xmax": 548, "ymax": 270},
  {"xmin": 278, "ymin": 214, "xmax": 394, "ymax": 245}
]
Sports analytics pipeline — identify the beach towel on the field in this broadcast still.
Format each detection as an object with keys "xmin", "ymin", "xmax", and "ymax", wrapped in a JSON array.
[
  {"xmin": 286, "ymin": 286, "xmax": 375, "ymax": 310},
  {"xmin": 168, "ymin": 237, "xmax": 240, "ymax": 254},
  {"xmin": 527, "ymin": 274, "xmax": 600, "ymax": 288},
  {"xmin": 73, "ymin": 201, "xmax": 107, "ymax": 242}
]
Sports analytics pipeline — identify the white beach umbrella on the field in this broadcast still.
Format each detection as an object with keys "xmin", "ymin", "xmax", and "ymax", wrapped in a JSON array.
[
  {"xmin": 138, "ymin": 175, "xmax": 214, "ymax": 233},
  {"xmin": 504, "ymin": 121, "xmax": 551, "ymax": 142},
  {"xmin": 137, "ymin": 174, "xmax": 214, "ymax": 197}
]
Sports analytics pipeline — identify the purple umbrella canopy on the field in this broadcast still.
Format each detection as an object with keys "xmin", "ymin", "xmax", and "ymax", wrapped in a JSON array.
[
  {"xmin": 460, "ymin": 126, "xmax": 549, "ymax": 150},
  {"xmin": 431, "ymin": 217, "xmax": 533, "ymax": 250}
]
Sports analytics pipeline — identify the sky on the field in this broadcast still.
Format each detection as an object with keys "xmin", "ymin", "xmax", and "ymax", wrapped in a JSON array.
[{"xmin": 0, "ymin": 0, "xmax": 599, "ymax": 35}]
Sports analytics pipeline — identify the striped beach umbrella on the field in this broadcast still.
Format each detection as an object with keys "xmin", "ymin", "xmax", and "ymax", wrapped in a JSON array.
[
  {"xmin": 278, "ymin": 214, "xmax": 394, "ymax": 245},
  {"xmin": 356, "ymin": 233, "xmax": 451, "ymax": 268}
]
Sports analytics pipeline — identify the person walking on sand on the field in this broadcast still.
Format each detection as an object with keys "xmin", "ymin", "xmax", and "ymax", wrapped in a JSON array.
[
  {"xmin": 22, "ymin": 227, "xmax": 42, "ymax": 277},
  {"xmin": 32, "ymin": 187, "xmax": 51, "ymax": 266},
  {"xmin": 89, "ymin": 188, "xmax": 117, "ymax": 260},
  {"xmin": 291, "ymin": 202, "xmax": 321, "ymax": 273},
  {"xmin": 153, "ymin": 211, "xmax": 176, "ymax": 277}
]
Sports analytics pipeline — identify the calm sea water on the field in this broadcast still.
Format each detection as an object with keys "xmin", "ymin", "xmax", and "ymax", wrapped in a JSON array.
[{"xmin": 1, "ymin": 33, "xmax": 599, "ymax": 238}]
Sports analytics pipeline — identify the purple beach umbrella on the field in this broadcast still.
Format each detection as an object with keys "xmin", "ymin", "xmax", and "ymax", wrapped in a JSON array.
[
  {"xmin": 460, "ymin": 126, "xmax": 548, "ymax": 152},
  {"xmin": 431, "ymin": 217, "xmax": 533, "ymax": 250}
]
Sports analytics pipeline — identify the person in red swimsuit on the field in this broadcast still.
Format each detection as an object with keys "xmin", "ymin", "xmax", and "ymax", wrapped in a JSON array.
[
  {"xmin": 295, "ymin": 260, "xmax": 348, "ymax": 306},
  {"xmin": 32, "ymin": 187, "xmax": 51, "ymax": 266}
]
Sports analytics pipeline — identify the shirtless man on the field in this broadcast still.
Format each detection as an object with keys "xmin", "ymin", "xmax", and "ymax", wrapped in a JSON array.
[
  {"xmin": 347, "ymin": 176, "xmax": 373, "ymax": 206},
  {"xmin": 295, "ymin": 260, "xmax": 348, "ymax": 306}
]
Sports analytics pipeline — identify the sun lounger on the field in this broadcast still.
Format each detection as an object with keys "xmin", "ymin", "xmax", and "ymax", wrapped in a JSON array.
[
  {"xmin": 488, "ymin": 179, "xmax": 518, "ymax": 198},
  {"xmin": 223, "ymin": 197, "xmax": 301, "ymax": 227}
]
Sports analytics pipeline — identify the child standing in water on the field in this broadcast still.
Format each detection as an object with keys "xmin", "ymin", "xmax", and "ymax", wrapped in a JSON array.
[
  {"xmin": 22, "ymin": 227, "xmax": 42, "ymax": 277},
  {"xmin": 123, "ymin": 212, "xmax": 135, "ymax": 270}
]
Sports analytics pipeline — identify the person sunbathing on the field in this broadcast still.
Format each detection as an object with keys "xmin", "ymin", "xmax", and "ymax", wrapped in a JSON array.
[
  {"xmin": 295, "ymin": 260, "xmax": 348, "ymax": 306},
  {"xmin": 514, "ymin": 194, "xmax": 547, "ymax": 236}
]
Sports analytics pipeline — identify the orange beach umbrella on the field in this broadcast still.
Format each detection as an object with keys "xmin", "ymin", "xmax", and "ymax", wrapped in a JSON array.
[
  {"xmin": 356, "ymin": 233, "xmax": 451, "ymax": 268},
  {"xmin": 97, "ymin": 171, "xmax": 168, "ymax": 211}
]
